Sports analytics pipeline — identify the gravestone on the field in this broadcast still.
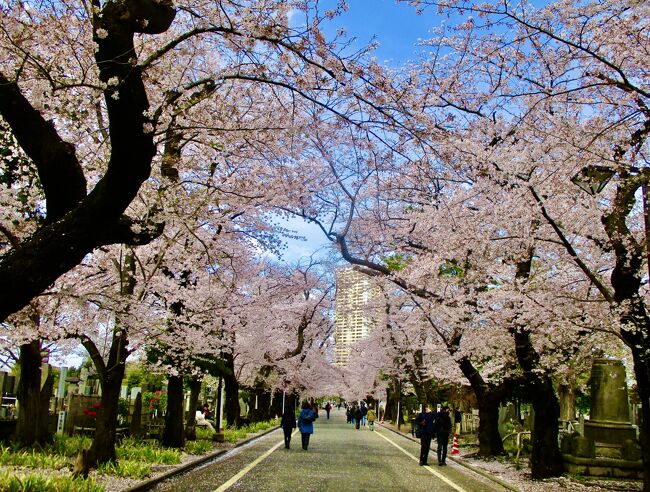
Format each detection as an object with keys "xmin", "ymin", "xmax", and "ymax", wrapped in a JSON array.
[
  {"xmin": 583, "ymin": 358, "xmax": 636, "ymax": 446},
  {"xmin": 562, "ymin": 358, "xmax": 642, "ymax": 478}
]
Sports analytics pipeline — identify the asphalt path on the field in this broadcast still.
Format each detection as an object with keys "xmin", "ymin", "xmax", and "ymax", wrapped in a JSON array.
[{"xmin": 151, "ymin": 408, "xmax": 509, "ymax": 492}]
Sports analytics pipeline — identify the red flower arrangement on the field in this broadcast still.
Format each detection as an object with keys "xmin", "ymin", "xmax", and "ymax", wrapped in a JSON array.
[{"xmin": 83, "ymin": 402, "xmax": 101, "ymax": 418}]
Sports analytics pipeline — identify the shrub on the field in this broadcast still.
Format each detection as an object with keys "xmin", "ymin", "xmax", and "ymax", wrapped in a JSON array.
[
  {"xmin": 97, "ymin": 460, "xmax": 151, "ymax": 479},
  {"xmin": 184, "ymin": 440, "xmax": 213, "ymax": 455},
  {"xmin": 0, "ymin": 471, "xmax": 103, "ymax": 492},
  {"xmin": 0, "ymin": 446, "xmax": 68, "ymax": 469},
  {"xmin": 116, "ymin": 441, "xmax": 181, "ymax": 464}
]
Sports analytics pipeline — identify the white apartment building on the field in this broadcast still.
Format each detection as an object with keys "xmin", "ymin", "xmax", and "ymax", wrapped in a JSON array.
[{"xmin": 334, "ymin": 268, "xmax": 378, "ymax": 365}]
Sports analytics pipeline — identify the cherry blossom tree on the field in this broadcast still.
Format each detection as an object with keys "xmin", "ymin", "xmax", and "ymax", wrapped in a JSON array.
[
  {"xmin": 400, "ymin": 0, "xmax": 649, "ymax": 482},
  {"xmin": 0, "ymin": 0, "xmax": 397, "ymax": 322}
]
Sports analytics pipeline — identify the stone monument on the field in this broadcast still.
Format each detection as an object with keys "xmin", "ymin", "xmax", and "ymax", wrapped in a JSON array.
[
  {"xmin": 562, "ymin": 358, "xmax": 642, "ymax": 478},
  {"xmin": 583, "ymin": 358, "xmax": 636, "ymax": 452}
]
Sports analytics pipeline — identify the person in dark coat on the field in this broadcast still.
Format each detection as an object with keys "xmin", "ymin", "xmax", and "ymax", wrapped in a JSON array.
[
  {"xmin": 280, "ymin": 405, "xmax": 296, "ymax": 449},
  {"xmin": 353, "ymin": 405, "xmax": 363, "ymax": 430},
  {"xmin": 435, "ymin": 406, "xmax": 453, "ymax": 465},
  {"xmin": 325, "ymin": 402, "xmax": 332, "ymax": 419},
  {"xmin": 298, "ymin": 401, "xmax": 316, "ymax": 450},
  {"xmin": 414, "ymin": 404, "xmax": 436, "ymax": 466}
]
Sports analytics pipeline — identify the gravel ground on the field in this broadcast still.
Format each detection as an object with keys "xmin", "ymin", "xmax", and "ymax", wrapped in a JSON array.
[
  {"xmin": 460, "ymin": 455, "xmax": 643, "ymax": 492},
  {"xmin": 379, "ymin": 423, "xmax": 643, "ymax": 492}
]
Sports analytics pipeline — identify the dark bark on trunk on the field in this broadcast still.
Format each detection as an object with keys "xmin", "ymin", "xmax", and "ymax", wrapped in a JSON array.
[
  {"xmin": 625, "ymin": 330, "xmax": 650, "ymax": 492},
  {"xmin": 130, "ymin": 392, "xmax": 143, "ymax": 438},
  {"xmin": 558, "ymin": 380, "xmax": 576, "ymax": 422},
  {"xmin": 285, "ymin": 393, "xmax": 299, "ymax": 414},
  {"xmin": 223, "ymin": 352, "xmax": 240, "ymax": 427},
  {"xmin": 457, "ymin": 356, "xmax": 506, "ymax": 456},
  {"xmin": 162, "ymin": 375, "xmax": 184, "ymax": 448},
  {"xmin": 384, "ymin": 378, "xmax": 404, "ymax": 425},
  {"xmin": 0, "ymin": 0, "xmax": 175, "ymax": 322},
  {"xmin": 86, "ymin": 357, "xmax": 126, "ymax": 467},
  {"xmin": 249, "ymin": 388, "xmax": 272, "ymax": 422},
  {"xmin": 508, "ymin": 253, "xmax": 562, "ymax": 478},
  {"xmin": 16, "ymin": 340, "xmax": 52, "ymax": 446},
  {"xmin": 185, "ymin": 377, "xmax": 201, "ymax": 441},
  {"xmin": 84, "ymin": 252, "xmax": 133, "ymax": 469},
  {"xmin": 513, "ymin": 328, "xmax": 563, "ymax": 478},
  {"xmin": 270, "ymin": 389, "xmax": 284, "ymax": 419},
  {"xmin": 407, "ymin": 370, "xmax": 428, "ymax": 406},
  {"xmin": 476, "ymin": 394, "xmax": 504, "ymax": 456}
]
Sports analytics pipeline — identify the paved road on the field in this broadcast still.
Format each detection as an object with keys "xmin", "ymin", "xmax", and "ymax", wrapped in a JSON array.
[{"xmin": 152, "ymin": 409, "xmax": 509, "ymax": 492}]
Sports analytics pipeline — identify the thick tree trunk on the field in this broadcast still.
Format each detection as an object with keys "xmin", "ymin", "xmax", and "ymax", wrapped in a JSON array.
[
  {"xmin": 457, "ymin": 356, "xmax": 506, "ymax": 456},
  {"xmin": 130, "ymin": 392, "xmax": 143, "ymax": 438},
  {"xmin": 530, "ymin": 383, "xmax": 563, "ymax": 478},
  {"xmin": 223, "ymin": 352, "xmax": 240, "ymax": 427},
  {"xmin": 513, "ymin": 329, "xmax": 563, "ymax": 478},
  {"xmin": 249, "ymin": 388, "xmax": 272, "ymax": 422},
  {"xmin": 162, "ymin": 375, "xmax": 184, "ymax": 448},
  {"xmin": 0, "ymin": 0, "xmax": 175, "ymax": 322},
  {"xmin": 558, "ymin": 380, "xmax": 576, "ymax": 422},
  {"xmin": 407, "ymin": 371, "xmax": 428, "ymax": 406},
  {"xmin": 16, "ymin": 340, "xmax": 52, "ymax": 446},
  {"xmin": 476, "ymin": 392, "xmax": 505, "ymax": 456},
  {"xmin": 384, "ymin": 378, "xmax": 403, "ymax": 425},
  {"xmin": 86, "ymin": 358, "xmax": 126, "ymax": 467},
  {"xmin": 629, "ymin": 340, "xmax": 650, "ymax": 492},
  {"xmin": 270, "ymin": 389, "xmax": 283, "ymax": 419},
  {"xmin": 185, "ymin": 377, "xmax": 201, "ymax": 441}
]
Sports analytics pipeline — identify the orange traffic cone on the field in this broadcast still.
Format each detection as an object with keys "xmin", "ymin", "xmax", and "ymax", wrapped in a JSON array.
[{"xmin": 451, "ymin": 433, "xmax": 460, "ymax": 455}]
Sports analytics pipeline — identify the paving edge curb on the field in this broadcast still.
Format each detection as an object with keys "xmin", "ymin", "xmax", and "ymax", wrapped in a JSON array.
[
  {"xmin": 378, "ymin": 423, "xmax": 521, "ymax": 492},
  {"xmin": 123, "ymin": 425, "xmax": 281, "ymax": 492}
]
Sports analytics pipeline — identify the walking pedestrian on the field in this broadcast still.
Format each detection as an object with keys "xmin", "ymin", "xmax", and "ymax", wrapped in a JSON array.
[
  {"xmin": 346, "ymin": 406, "xmax": 352, "ymax": 424},
  {"xmin": 366, "ymin": 405, "xmax": 377, "ymax": 431},
  {"xmin": 354, "ymin": 405, "xmax": 362, "ymax": 430},
  {"xmin": 298, "ymin": 401, "xmax": 316, "ymax": 450},
  {"xmin": 361, "ymin": 402, "xmax": 368, "ymax": 426},
  {"xmin": 414, "ymin": 404, "xmax": 436, "ymax": 466},
  {"xmin": 325, "ymin": 402, "xmax": 332, "ymax": 419},
  {"xmin": 435, "ymin": 406, "xmax": 453, "ymax": 466},
  {"xmin": 280, "ymin": 405, "xmax": 296, "ymax": 449}
]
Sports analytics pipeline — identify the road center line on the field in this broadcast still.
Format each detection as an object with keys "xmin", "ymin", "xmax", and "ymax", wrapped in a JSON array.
[
  {"xmin": 213, "ymin": 429, "xmax": 298, "ymax": 492},
  {"xmin": 374, "ymin": 430, "xmax": 468, "ymax": 492}
]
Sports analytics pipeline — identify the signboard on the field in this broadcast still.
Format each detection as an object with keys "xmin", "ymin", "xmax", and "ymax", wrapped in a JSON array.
[{"xmin": 57, "ymin": 411, "xmax": 67, "ymax": 435}]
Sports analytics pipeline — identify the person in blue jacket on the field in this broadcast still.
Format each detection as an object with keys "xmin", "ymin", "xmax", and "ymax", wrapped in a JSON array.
[{"xmin": 298, "ymin": 401, "xmax": 316, "ymax": 450}]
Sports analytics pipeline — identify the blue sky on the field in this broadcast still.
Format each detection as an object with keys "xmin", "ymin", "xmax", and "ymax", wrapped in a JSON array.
[
  {"xmin": 279, "ymin": 1, "xmax": 440, "ymax": 264},
  {"xmin": 322, "ymin": 0, "xmax": 440, "ymax": 64}
]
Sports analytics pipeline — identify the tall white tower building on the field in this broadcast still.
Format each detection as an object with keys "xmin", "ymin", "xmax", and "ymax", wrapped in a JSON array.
[{"xmin": 334, "ymin": 268, "xmax": 378, "ymax": 365}]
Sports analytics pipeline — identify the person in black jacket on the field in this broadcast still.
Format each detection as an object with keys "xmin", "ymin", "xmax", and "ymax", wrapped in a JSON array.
[
  {"xmin": 435, "ymin": 406, "xmax": 453, "ymax": 465},
  {"xmin": 353, "ymin": 405, "xmax": 363, "ymax": 430},
  {"xmin": 280, "ymin": 405, "xmax": 296, "ymax": 449},
  {"xmin": 414, "ymin": 404, "xmax": 436, "ymax": 466}
]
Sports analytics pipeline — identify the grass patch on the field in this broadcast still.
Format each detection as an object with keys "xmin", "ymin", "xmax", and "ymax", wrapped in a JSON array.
[
  {"xmin": 195, "ymin": 427, "xmax": 215, "ymax": 440},
  {"xmin": 223, "ymin": 418, "xmax": 279, "ymax": 443},
  {"xmin": 0, "ymin": 471, "xmax": 103, "ymax": 492},
  {"xmin": 184, "ymin": 440, "xmax": 213, "ymax": 455},
  {"xmin": 0, "ymin": 446, "xmax": 69, "ymax": 469},
  {"xmin": 97, "ymin": 460, "xmax": 151, "ymax": 479},
  {"xmin": 48, "ymin": 435, "xmax": 94, "ymax": 458},
  {"xmin": 116, "ymin": 440, "xmax": 181, "ymax": 465}
]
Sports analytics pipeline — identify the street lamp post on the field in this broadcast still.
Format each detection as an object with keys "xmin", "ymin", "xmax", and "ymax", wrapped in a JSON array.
[{"xmin": 571, "ymin": 165, "xmax": 650, "ymax": 286}]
